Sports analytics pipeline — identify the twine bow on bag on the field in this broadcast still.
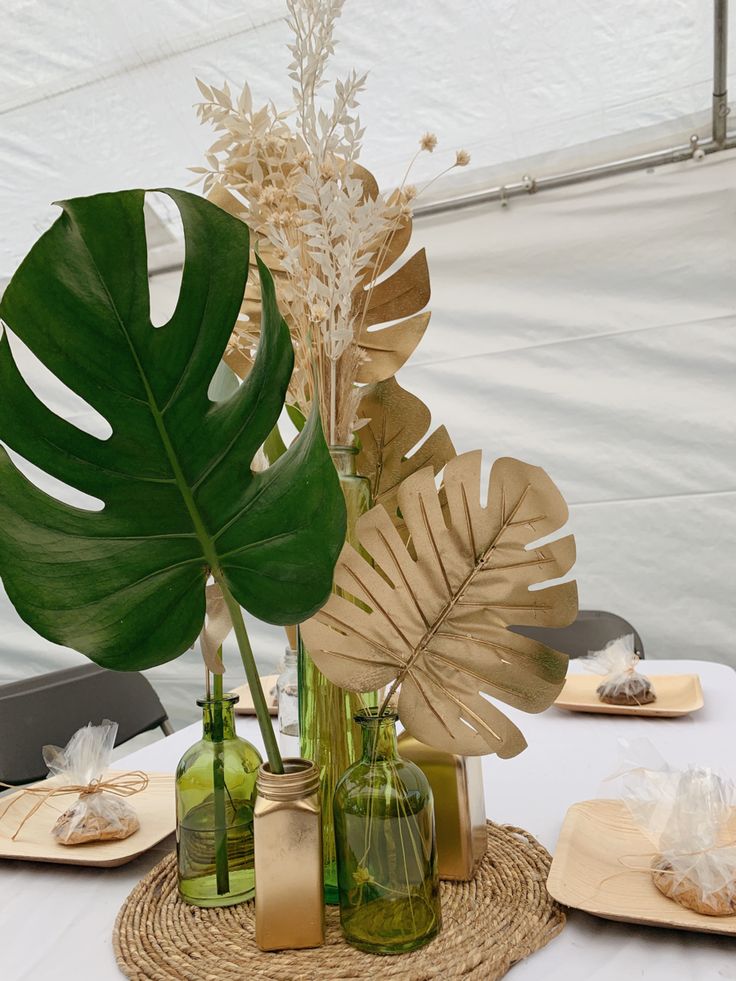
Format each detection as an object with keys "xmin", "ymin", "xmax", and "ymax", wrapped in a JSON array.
[{"xmin": 0, "ymin": 771, "xmax": 149, "ymax": 841}]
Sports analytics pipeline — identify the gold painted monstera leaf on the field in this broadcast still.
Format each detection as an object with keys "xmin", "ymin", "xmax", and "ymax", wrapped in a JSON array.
[
  {"xmin": 357, "ymin": 376, "xmax": 455, "ymax": 521},
  {"xmin": 351, "ymin": 164, "xmax": 431, "ymax": 383},
  {"xmin": 300, "ymin": 452, "xmax": 577, "ymax": 758},
  {"xmin": 354, "ymin": 244, "xmax": 430, "ymax": 384}
]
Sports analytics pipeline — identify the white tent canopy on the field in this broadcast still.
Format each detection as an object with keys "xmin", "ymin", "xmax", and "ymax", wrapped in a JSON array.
[
  {"xmin": 1, "ymin": 1, "xmax": 735, "ymax": 725},
  {"xmin": 2, "ymin": 0, "xmax": 735, "ymax": 282}
]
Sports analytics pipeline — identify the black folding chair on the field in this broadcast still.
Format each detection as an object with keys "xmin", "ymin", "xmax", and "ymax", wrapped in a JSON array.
[
  {"xmin": 0, "ymin": 663, "xmax": 173, "ymax": 785},
  {"xmin": 512, "ymin": 609, "xmax": 644, "ymax": 660}
]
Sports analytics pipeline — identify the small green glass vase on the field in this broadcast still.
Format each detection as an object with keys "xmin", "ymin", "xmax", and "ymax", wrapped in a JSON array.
[
  {"xmin": 333, "ymin": 708, "xmax": 442, "ymax": 954},
  {"xmin": 176, "ymin": 693, "xmax": 262, "ymax": 907}
]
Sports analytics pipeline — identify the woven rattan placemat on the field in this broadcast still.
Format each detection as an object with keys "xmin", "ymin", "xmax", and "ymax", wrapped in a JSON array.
[{"xmin": 114, "ymin": 821, "xmax": 565, "ymax": 980}]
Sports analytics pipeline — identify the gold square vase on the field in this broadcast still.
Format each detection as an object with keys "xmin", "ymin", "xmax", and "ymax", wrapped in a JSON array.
[
  {"xmin": 253, "ymin": 759, "xmax": 325, "ymax": 951},
  {"xmin": 398, "ymin": 732, "xmax": 487, "ymax": 881}
]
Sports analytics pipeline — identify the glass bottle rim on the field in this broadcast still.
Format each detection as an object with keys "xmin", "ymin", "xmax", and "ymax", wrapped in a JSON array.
[
  {"xmin": 354, "ymin": 706, "xmax": 399, "ymax": 726},
  {"xmin": 196, "ymin": 692, "xmax": 240, "ymax": 708},
  {"xmin": 257, "ymin": 758, "xmax": 320, "ymax": 799}
]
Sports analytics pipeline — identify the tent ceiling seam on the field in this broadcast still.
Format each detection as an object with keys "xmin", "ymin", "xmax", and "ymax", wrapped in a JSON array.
[
  {"xmin": 401, "ymin": 314, "xmax": 736, "ymax": 370},
  {"xmin": 0, "ymin": 13, "xmax": 283, "ymax": 117},
  {"xmin": 569, "ymin": 489, "xmax": 736, "ymax": 508}
]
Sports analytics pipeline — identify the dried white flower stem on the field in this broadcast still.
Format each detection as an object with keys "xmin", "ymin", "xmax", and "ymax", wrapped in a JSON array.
[{"xmin": 195, "ymin": 0, "xmax": 469, "ymax": 445}]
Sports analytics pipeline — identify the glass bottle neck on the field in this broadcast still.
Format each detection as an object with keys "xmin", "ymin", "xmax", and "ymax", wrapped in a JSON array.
[
  {"xmin": 358, "ymin": 712, "xmax": 400, "ymax": 763},
  {"xmin": 200, "ymin": 697, "xmax": 237, "ymax": 741},
  {"xmin": 329, "ymin": 445, "xmax": 358, "ymax": 477}
]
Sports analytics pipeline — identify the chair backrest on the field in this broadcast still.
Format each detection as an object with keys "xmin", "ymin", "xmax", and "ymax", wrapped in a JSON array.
[
  {"xmin": 511, "ymin": 609, "xmax": 644, "ymax": 661},
  {"xmin": 0, "ymin": 663, "xmax": 172, "ymax": 785}
]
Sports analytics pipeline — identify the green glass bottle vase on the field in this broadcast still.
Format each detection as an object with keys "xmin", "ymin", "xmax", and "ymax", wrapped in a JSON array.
[
  {"xmin": 176, "ymin": 692, "xmax": 262, "ymax": 907},
  {"xmin": 299, "ymin": 444, "xmax": 377, "ymax": 905},
  {"xmin": 333, "ymin": 708, "xmax": 442, "ymax": 954}
]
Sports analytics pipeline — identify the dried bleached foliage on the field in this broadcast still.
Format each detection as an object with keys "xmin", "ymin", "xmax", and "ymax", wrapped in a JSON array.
[{"xmin": 194, "ymin": 0, "xmax": 469, "ymax": 444}]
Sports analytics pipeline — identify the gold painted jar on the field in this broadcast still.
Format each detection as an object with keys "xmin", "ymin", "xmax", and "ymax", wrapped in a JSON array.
[
  {"xmin": 254, "ymin": 758, "xmax": 324, "ymax": 951},
  {"xmin": 398, "ymin": 732, "xmax": 487, "ymax": 881}
]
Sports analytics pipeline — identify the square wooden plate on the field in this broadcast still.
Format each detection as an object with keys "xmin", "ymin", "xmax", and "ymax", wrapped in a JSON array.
[
  {"xmin": 554, "ymin": 673, "xmax": 703, "ymax": 717},
  {"xmin": 0, "ymin": 771, "xmax": 174, "ymax": 867},
  {"xmin": 548, "ymin": 799, "xmax": 736, "ymax": 936},
  {"xmin": 229, "ymin": 675, "xmax": 278, "ymax": 716}
]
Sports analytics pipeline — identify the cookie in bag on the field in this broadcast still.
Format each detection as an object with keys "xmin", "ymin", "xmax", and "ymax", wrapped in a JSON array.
[
  {"xmin": 582, "ymin": 634, "xmax": 656, "ymax": 706},
  {"xmin": 52, "ymin": 792, "xmax": 140, "ymax": 845},
  {"xmin": 597, "ymin": 672, "xmax": 655, "ymax": 706},
  {"xmin": 652, "ymin": 856, "xmax": 736, "ymax": 916},
  {"xmin": 43, "ymin": 720, "xmax": 143, "ymax": 846},
  {"xmin": 617, "ymin": 754, "xmax": 736, "ymax": 919}
]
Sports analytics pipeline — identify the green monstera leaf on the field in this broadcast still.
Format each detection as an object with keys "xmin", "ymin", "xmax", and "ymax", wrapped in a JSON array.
[{"xmin": 0, "ymin": 188, "xmax": 346, "ymax": 672}]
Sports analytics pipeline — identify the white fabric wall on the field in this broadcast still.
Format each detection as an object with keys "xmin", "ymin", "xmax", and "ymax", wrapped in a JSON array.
[
  {"xmin": 403, "ymin": 147, "xmax": 736, "ymax": 667},
  {"xmin": 0, "ymin": 149, "xmax": 734, "ymax": 727}
]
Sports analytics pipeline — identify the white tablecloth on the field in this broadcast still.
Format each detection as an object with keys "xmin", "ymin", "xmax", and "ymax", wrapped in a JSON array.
[{"xmin": 2, "ymin": 659, "xmax": 734, "ymax": 980}]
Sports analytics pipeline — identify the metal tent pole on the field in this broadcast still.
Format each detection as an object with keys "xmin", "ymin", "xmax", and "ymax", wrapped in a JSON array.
[
  {"xmin": 413, "ymin": 132, "xmax": 736, "ymax": 219},
  {"xmin": 714, "ymin": 0, "xmax": 730, "ymax": 145},
  {"xmin": 414, "ymin": 0, "xmax": 733, "ymax": 220}
]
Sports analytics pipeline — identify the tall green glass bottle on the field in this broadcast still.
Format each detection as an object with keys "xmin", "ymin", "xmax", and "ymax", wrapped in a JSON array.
[
  {"xmin": 333, "ymin": 708, "xmax": 442, "ymax": 954},
  {"xmin": 176, "ymin": 692, "xmax": 261, "ymax": 907},
  {"xmin": 299, "ymin": 444, "xmax": 377, "ymax": 904}
]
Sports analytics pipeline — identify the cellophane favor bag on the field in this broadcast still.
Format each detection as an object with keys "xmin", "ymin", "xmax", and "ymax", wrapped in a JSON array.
[
  {"xmin": 44, "ymin": 720, "xmax": 140, "ymax": 845},
  {"xmin": 616, "ymin": 741, "xmax": 736, "ymax": 916},
  {"xmin": 582, "ymin": 634, "xmax": 655, "ymax": 705}
]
